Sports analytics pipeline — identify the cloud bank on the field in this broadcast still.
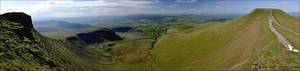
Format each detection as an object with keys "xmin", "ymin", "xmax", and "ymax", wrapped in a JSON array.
[{"xmin": 1, "ymin": 0, "xmax": 299, "ymax": 18}]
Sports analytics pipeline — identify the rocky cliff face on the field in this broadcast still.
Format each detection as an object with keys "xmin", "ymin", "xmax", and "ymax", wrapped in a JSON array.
[{"xmin": 0, "ymin": 12, "xmax": 34, "ymax": 41}]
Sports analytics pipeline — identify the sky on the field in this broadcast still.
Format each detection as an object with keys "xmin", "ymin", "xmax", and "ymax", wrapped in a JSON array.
[{"xmin": 1, "ymin": 0, "xmax": 299, "ymax": 19}]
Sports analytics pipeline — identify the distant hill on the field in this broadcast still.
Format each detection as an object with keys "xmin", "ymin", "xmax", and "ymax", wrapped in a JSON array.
[
  {"xmin": 37, "ymin": 14, "xmax": 239, "ymax": 26},
  {"xmin": 288, "ymin": 12, "xmax": 300, "ymax": 17},
  {"xmin": 33, "ymin": 20, "xmax": 92, "ymax": 32}
]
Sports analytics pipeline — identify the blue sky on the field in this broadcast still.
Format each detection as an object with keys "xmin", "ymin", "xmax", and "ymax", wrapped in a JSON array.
[{"xmin": 1, "ymin": 0, "xmax": 299, "ymax": 18}]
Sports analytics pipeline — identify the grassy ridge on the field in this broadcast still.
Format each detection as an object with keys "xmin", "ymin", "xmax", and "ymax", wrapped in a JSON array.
[
  {"xmin": 0, "ymin": 20, "xmax": 105, "ymax": 71},
  {"xmin": 259, "ymin": 9, "xmax": 300, "ymax": 71},
  {"xmin": 152, "ymin": 9, "xmax": 297, "ymax": 71},
  {"xmin": 272, "ymin": 9, "xmax": 300, "ymax": 49}
]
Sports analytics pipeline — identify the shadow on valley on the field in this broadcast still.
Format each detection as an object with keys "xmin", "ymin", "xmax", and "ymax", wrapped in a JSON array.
[{"xmin": 75, "ymin": 28, "xmax": 122, "ymax": 44}]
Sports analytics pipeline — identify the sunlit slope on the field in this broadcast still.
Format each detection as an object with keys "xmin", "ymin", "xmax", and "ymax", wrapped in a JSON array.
[
  {"xmin": 273, "ymin": 9, "xmax": 300, "ymax": 34},
  {"xmin": 272, "ymin": 9, "xmax": 300, "ymax": 49},
  {"xmin": 259, "ymin": 9, "xmax": 300, "ymax": 71},
  {"xmin": 153, "ymin": 9, "xmax": 285, "ymax": 71}
]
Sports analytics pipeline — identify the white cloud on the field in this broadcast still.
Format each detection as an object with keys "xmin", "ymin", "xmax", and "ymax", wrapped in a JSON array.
[
  {"xmin": 216, "ymin": 1, "xmax": 230, "ymax": 5},
  {"xmin": 2, "ymin": 0, "xmax": 298, "ymax": 18},
  {"xmin": 271, "ymin": 3, "xmax": 282, "ymax": 6},
  {"xmin": 187, "ymin": 8, "xmax": 209, "ymax": 14},
  {"xmin": 1, "ymin": 0, "xmax": 155, "ymax": 18},
  {"xmin": 215, "ymin": 6, "xmax": 221, "ymax": 9},
  {"xmin": 195, "ymin": 8, "xmax": 209, "ymax": 13},
  {"xmin": 46, "ymin": 0, "xmax": 75, "ymax": 5},
  {"xmin": 176, "ymin": 0, "xmax": 198, "ymax": 3},
  {"xmin": 167, "ymin": 4, "xmax": 178, "ymax": 9},
  {"xmin": 160, "ymin": 8, "xmax": 165, "ymax": 12}
]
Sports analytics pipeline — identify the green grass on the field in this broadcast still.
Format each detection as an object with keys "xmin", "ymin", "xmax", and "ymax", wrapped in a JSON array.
[
  {"xmin": 172, "ymin": 24, "xmax": 194, "ymax": 31},
  {"xmin": 258, "ymin": 9, "xmax": 300, "ymax": 71},
  {"xmin": 151, "ymin": 9, "xmax": 299, "ymax": 71},
  {"xmin": 0, "ymin": 20, "xmax": 106, "ymax": 71},
  {"xmin": 98, "ymin": 32, "xmax": 154, "ymax": 71}
]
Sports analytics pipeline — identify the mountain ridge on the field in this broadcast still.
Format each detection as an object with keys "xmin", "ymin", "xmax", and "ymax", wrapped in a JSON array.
[
  {"xmin": 0, "ymin": 12, "xmax": 103, "ymax": 71},
  {"xmin": 152, "ymin": 8, "xmax": 300, "ymax": 71}
]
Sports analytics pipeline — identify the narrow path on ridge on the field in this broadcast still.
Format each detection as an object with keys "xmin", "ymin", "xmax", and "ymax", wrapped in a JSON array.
[
  {"xmin": 268, "ymin": 10, "xmax": 299, "ymax": 52},
  {"xmin": 271, "ymin": 13, "xmax": 300, "ymax": 36}
]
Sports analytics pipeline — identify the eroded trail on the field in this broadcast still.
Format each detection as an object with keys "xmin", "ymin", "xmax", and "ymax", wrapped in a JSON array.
[
  {"xmin": 268, "ymin": 10, "xmax": 299, "ymax": 52},
  {"xmin": 271, "ymin": 13, "xmax": 300, "ymax": 36}
]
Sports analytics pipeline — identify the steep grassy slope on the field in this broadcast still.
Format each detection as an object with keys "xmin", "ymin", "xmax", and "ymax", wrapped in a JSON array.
[
  {"xmin": 152, "ymin": 9, "xmax": 299, "ymax": 71},
  {"xmin": 0, "ymin": 20, "xmax": 80, "ymax": 71},
  {"xmin": 0, "ymin": 13, "xmax": 104, "ymax": 71}
]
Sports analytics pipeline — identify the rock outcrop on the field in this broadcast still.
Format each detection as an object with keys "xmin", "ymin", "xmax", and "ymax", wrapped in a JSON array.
[{"xmin": 0, "ymin": 12, "xmax": 34, "ymax": 41}]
